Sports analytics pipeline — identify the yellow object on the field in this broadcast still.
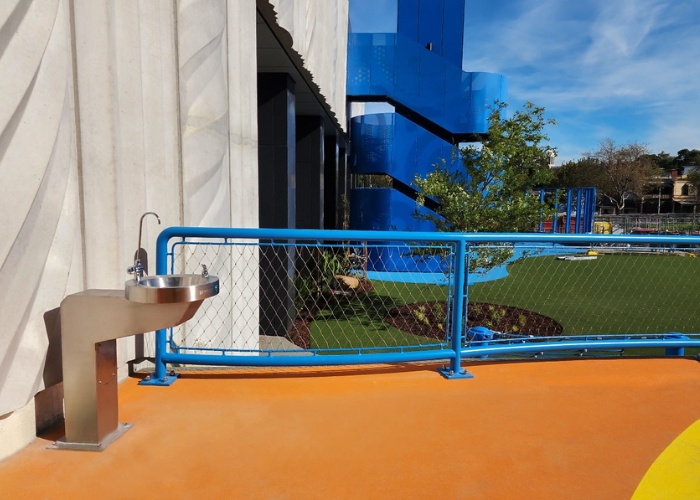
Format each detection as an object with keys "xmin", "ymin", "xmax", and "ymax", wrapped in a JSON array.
[
  {"xmin": 593, "ymin": 221, "xmax": 612, "ymax": 234},
  {"xmin": 632, "ymin": 419, "xmax": 700, "ymax": 499},
  {"xmin": 586, "ymin": 250, "xmax": 598, "ymax": 256}
]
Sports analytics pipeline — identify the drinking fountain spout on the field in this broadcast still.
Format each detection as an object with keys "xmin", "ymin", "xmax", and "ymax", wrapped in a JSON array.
[{"xmin": 127, "ymin": 212, "xmax": 160, "ymax": 282}]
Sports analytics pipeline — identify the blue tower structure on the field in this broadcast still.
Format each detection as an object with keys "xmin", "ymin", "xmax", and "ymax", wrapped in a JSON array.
[{"xmin": 347, "ymin": 0, "xmax": 508, "ymax": 273}]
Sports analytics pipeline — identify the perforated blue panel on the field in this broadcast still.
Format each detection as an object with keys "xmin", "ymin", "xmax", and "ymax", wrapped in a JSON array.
[
  {"xmin": 350, "ymin": 113, "xmax": 454, "ymax": 186},
  {"xmin": 347, "ymin": 33, "xmax": 507, "ymax": 135}
]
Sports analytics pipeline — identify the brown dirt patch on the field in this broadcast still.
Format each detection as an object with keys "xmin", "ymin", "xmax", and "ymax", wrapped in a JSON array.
[
  {"xmin": 286, "ymin": 317, "xmax": 312, "ymax": 350},
  {"xmin": 385, "ymin": 301, "xmax": 563, "ymax": 340},
  {"xmin": 285, "ymin": 277, "xmax": 562, "ymax": 350}
]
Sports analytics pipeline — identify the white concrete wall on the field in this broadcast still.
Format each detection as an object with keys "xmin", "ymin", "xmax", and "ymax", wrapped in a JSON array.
[{"xmin": 0, "ymin": 0, "xmax": 346, "ymax": 460}]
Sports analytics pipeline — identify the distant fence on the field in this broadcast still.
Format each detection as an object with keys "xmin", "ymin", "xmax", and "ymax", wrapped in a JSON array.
[
  {"xmin": 596, "ymin": 214, "xmax": 700, "ymax": 235},
  {"xmin": 149, "ymin": 228, "xmax": 700, "ymax": 381}
]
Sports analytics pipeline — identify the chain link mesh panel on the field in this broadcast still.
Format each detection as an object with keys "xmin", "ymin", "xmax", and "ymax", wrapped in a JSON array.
[
  {"xmin": 168, "ymin": 240, "xmax": 456, "ymax": 355},
  {"xmin": 464, "ymin": 243, "xmax": 700, "ymax": 356}
]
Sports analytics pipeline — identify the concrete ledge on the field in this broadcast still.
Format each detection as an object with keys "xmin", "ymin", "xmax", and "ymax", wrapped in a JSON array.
[{"xmin": 0, "ymin": 400, "xmax": 36, "ymax": 462}]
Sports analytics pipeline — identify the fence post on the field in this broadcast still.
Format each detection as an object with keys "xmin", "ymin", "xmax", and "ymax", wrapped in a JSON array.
[
  {"xmin": 139, "ymin": 231, "xmax": 175, "ymax": 385},
  {"xmin": 439, "ymin": 239, "xmax": 473, "ymax": 379}
]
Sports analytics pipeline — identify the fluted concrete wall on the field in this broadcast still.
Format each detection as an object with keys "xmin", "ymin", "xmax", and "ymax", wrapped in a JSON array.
[
  {"xmin": 0, "ymin": 0, "xmax": 81, "ymax": 421},
  {"xmin": 176, "ymin": 0, "xmax": 260, "ymax": 352},
  {"xmin": 0, "ymin": 0, "xmax": 346, "ymax": 459}
]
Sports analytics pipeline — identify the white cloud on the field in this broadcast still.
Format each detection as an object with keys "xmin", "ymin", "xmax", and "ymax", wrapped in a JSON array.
[{"xmin": 463, "ymin": 0, "xmax": 700, "ymax": 159}]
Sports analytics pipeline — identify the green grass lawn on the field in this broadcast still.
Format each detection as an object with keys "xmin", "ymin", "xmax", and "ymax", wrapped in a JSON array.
[
  {"xmin": 469, "ymin": 254, "xmax": 700, "ymax": 335},
  {"xmin": 310, "ymin": 253, "xmax": 700, "ymax": 355},
  {"xmin": 469, "ymin": 253, "xmax": 700, "ymax": 357},
  {"xmin": 310, "ymin": 281, "xmax": 448, "ymax": 351}
]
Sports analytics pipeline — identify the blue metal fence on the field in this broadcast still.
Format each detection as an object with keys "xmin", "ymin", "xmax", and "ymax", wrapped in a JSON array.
[{"xmin": 146, "ymin": 227, "xmax": 700, "ymax": 383}]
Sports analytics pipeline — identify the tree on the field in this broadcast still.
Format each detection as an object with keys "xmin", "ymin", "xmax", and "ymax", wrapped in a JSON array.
[
  {"xmin": 644, "ymin": 151, "xmax": 674, "ymax": 171},
  {"xmin": 687, "ymin": 170, "xmax": 700, "ymax": 199},
  {"xmin": 553, "ymin": 157, "xmax": 607, "ymax": 196},
  {"xmin": 413, "ymin": 101, "xmax": 556, "ymax": 269},
  {"xmin": 586, "ymin": 139, "xmax": 661, "ymax": 214},
  {"xmin": 676, "ymin": 149, "xmax": 700, "ymax": 167}
]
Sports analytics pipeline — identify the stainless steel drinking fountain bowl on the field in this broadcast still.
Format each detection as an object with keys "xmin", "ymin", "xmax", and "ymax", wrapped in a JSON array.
[{"xmin": 125, "ymin": 274, "xmax": 220, "ymax": 304}]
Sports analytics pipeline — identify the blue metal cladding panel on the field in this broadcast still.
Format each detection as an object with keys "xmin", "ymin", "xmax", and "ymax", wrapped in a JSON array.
[
  {"xmin": 350, "ymin": 188, "xmax": 446, "ymax": 273},
  {"xmin": 467, "ymin": 72, "xmax": 508, "ymax": 133},
  {"xmin": 350, "ymin": 187, "xmax": 434, "ymax": 234},
  {"xmin": 418, "ymin": 0, "xmax": 444, "ymax": 58},
  {"xmin": 443, "ymin": 61, "xmax": 468, "ymax": 131},
  {"xmin": 350, "ymin": 113, "xmax": 455, "ymax": 186},
  {"xmin": 397, "ymin": 0, "xmax": 465, "ymax": 67},
  {"xmin": 397, "ymin": 0, "xmax": 419, "ymax": 42},
  {"xmin": 416, "ymin": 124, "xmax": 452, "ymax": 179},
  {"xmin": 392, "ymin": 113, "xmax": 419, "ymax": 181},
  {"xmin": 350, "ymin": 188, "xmax": 394, "ymax": 231},
  {"xmin": 393, "ymin": 34, "xmax": 420, "ymax": 107},
  {"xmin": 417, "ymin": 48, "xmax": 446, "ymax": 126},
  {"xmin": 456, "ymin": 71, "xmax": 473, "ymax": 130},
  {"xmin": 347, "ymin": 33, "xmax": 508, "ymax": 136},
  {"xmin": 442, "ymin": 0, "xmax": 465, "ymax": 67}
]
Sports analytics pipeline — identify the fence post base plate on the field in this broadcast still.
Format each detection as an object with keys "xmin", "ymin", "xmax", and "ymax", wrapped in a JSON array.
[
  {"xmin": 438, "ymin": 366, "xmax": 473, "ymax": 380},
  {"xmin": 139, "ymin": 373, "xmax": 180, "ymax": 386}
]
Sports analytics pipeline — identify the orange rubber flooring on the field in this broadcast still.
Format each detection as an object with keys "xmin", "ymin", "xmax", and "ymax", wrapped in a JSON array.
[{"xmin": 2, "ymin": 358, "xmax": 700, "ymax": 499}]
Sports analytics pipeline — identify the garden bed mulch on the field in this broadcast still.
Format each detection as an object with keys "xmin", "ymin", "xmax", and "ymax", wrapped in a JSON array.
[
  {"xmin": 384, "ymin": 301, "xmax": 563, "ymax": 340},
  {"xmin": 285, "ymin": 280, "xmax": 563, "ymax": 350}
]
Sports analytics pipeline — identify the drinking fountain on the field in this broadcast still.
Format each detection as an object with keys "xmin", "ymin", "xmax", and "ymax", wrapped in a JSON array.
[{"xmin": 53, "ymin": 213, "xmax": 219, "ymax": 451}]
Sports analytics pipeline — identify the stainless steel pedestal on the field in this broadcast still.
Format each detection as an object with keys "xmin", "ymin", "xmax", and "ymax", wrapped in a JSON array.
[{"xmin": 54, "ymin": 289, "xmax": 203, "ymax": 451}]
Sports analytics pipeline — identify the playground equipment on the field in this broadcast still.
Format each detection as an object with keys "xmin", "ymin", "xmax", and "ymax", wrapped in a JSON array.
[
  {"xmin": 538, "ymin": 187, "xmax": 597, "ymax": 234},
  {"xmin": 594, "ymin": 221, "xmax": 612, "ymax": 234}
]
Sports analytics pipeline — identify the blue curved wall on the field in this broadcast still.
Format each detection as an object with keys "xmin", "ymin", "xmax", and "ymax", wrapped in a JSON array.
[
  {"xmin": 350, "ymin": 187, "xmax": 436, "ymax": 232},
  {"xmin": 350, "ymin": 113, "xmax": 454, "ymax": 185}
]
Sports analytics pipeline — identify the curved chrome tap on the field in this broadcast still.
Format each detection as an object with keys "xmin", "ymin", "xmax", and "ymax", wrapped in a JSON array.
[{"xmin": 127, "ymin": 212, "xmax": 161, "ymax": 282}]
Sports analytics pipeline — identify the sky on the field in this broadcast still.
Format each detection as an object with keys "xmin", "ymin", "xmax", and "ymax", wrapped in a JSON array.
[{"xmin": 350, "ymin": 0, "xmax": 700, "ymax": 164}]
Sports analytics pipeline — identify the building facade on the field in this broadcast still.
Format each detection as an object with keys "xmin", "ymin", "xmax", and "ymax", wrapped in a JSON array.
[
  {"xmin": 0, "ymin": 0, "xmax": 507, "ymax": 459},
  {"xmin": 0, "ymin": 0, "xmax": 348, "ymax": 460}
]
